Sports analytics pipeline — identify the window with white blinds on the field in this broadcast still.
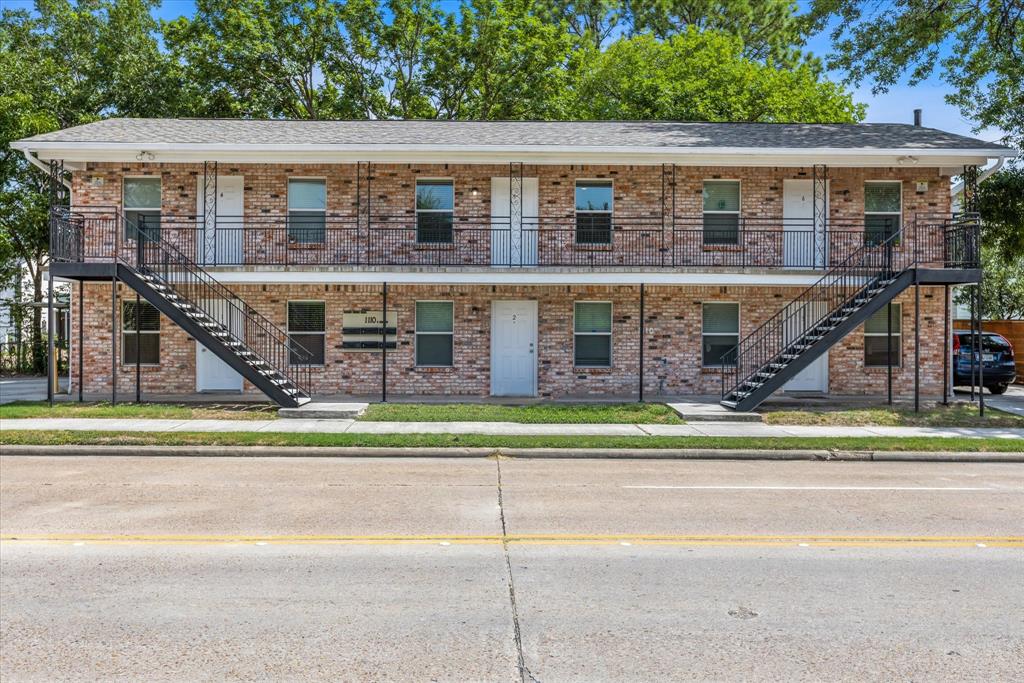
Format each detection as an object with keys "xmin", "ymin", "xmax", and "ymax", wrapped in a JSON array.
[
  {"xmin": 702, "ymin": 181, "xmax": 740, "ymax": 245},
  {"xmin": 123, "ymin": 177, "xmax": 161, "ymax": 242},
  {"xmin": 287, "ymin": 301, "xmax": 326, "ymax": 365},
  {"xmin": 121, "ymin": 300, "xmax": 160, "ymax": 365},
  {"xmin": 702, "ymin": 302, "xmax": 739, "ymax": 367},
  {"xmin": 415, "ymin": 301, "xmax": 454, "ymax": 366},
  {"xmin": 864, "ymin": 181, "xmax": 901, "ymax": 245},
  {"xmin": 574, "ymin": 301, "xmax": 612, "ymax": 367},
  {"xmin": 288, "ymin": 179, "xmax": 327, "ymax": 243}
]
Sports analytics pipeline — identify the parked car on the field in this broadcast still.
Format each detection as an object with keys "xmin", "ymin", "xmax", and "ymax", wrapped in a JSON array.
[{"xmin": 953, "ymin": 330, "xmax": 1017, "ymax": 394}]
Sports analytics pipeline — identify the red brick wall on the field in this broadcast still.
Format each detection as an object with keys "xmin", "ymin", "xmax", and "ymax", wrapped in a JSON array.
[
  {"xmin": 70, "ymin": 283, "xmax": 947, "ymax": 400},
  {"xmin": 71, "ymin": 163, "xmax": 952, "ymax": 267}
]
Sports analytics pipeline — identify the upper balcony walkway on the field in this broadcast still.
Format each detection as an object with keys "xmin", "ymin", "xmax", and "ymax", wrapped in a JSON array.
[{"xmin": 51, "ymin": 208, "xmax": 973, "ymax": 275}]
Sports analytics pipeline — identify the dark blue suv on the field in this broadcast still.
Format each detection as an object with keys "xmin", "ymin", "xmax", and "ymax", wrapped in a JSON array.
[{"xmin": 953, "ymin": 331, "xmax": 1017, "ymax": 394}]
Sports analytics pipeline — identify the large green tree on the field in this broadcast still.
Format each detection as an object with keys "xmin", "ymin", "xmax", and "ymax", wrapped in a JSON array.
[
  {"xmin": 810, "ymin": 0, "xmax": 1024, "ymax": 147},
  {"xmin": 977, "ymin": 165, "xmax": 1024, "ymax": 263},
  {"xmin": 569, "ymin": 30, "xmax": 864, "ymax": 122},
  {"xmin": 1, "ymin": 0, "xmax": 176, "ymax": 372}
]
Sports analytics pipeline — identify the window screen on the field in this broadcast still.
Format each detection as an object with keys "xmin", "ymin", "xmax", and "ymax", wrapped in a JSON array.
[
  {"xmin": 416, "ymin": 180, "xmax": 454, "ymax": 244},
  {"xmin": 702, "ymin": 302, "xmax": 739, "ymax": 367},
  {"xmin": 288, "ymin": 179, "xmax": 327, "ymax": 243},
  {"xmin": 574, "ymin": 302, "xmax": 612, "ymax": 366},
  {"xmin": 123, "ymin": 177, "xmax": 161, "ymax": 242},
  {"xmin": 864, "ymin": 182, "xmax": 901, "ymax": 245},
  {"xmin": 287, "ymin": 301, "xmax": 326, "ymax": 365},
  {"xmin": 703, "ymin": 181, "xmax": 740, "ymax": 245},
  {"xmin": 864, "ymin": 304, "xmax": 901, "ymax": 367},
  {"xmin": 575, "ymin": 181, "xmax": 613, "ymax": 244},
  {"xmin": 121, "ymin": 300, "xmax": 160, "ymax": 364},
  {"xmin": 415, "ymin": 301, "xmax": 454, "ymax": 366}
]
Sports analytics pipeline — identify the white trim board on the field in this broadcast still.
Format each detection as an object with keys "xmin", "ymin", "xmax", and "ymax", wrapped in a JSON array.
[{"xmin": 202, "ymin": 269, "xmax": 828, "ymax": 286}]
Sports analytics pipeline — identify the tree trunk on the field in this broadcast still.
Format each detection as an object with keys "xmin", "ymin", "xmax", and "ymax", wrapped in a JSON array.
[{"xmin": 30, "ymin": 267, "xmax": 44, "ymax": 375}]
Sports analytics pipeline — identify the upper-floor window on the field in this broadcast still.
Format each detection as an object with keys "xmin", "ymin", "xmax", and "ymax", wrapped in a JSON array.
[
  {"xmin": 702, "ymin": 302, "xmax": 739, "ymax": 367},
  {"xmin": 122, "ymin": 300, "xmax": 160, "ymax": 365},
  {"xmin": 575, "ymin": 180, "xmax": 613, "ymax": 244},
  {"xmin": 864, "ymin": 181, "xmax": 901, "ymax": 245},
  {"xmin": 287, "ymin": 300, "xmax": 326, "ymax": 366},
  {"xmin": 288, "ymin": 179, "xmax": 326, "ymax": 244},
  {"xmin": 123, "ymin": 177, "xmax": 161, "ymax": 242},
  {"xmin": 416, "ymin": 180, "xmax": 454, "ymax": 244},
  {"xmin": 703, "ymin": 181, "xmax": 740, "ymax": 245}
]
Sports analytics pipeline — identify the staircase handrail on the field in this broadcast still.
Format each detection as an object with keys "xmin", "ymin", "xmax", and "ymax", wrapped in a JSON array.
[
  {"xmin": 721, "ymin": 213, "xmax": 979, "ymax": 400},
  {"xmin": 130, "ymin": 213, "xmax": 314, "ymax": 396}
]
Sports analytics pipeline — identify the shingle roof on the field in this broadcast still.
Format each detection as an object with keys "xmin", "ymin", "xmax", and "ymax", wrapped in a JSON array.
[{"xmin": 18, "ymin": 118, "xmax": 1013, "ymax": 151}]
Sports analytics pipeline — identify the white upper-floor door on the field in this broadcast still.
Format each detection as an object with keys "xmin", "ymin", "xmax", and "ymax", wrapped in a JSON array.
[
  {"xmin": 491, "ymin": 177, "xmax": 539, "ymax": 267},
  {"xmin": 783, "ymin": 179, "xmax": 828, "ymax": 269},
  {"xmin": 196, "ymin": 175, "xmax": 244, "ymax": 265}
]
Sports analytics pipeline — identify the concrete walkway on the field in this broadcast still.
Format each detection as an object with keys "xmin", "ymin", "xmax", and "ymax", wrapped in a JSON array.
[{"xmin": 1, "ymin": 417, "xmax": 1022, "ymax": 439}]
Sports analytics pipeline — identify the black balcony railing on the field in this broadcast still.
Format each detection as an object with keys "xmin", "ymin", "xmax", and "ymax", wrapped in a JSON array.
[{"xmin": 50, "ymin": 208, "xmax": 971, "ymax": 271}]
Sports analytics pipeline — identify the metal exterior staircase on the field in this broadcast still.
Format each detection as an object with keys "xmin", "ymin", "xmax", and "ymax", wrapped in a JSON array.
[
  {"xmin": 721, "ymin": 214, "xmax": 980, "ymax": 411},
  {"xmin": 54, "ymin": 209, "xmax": 313, "ymax": 407}
]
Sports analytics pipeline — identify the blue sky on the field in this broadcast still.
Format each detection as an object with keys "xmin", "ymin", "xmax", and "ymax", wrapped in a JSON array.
[{"xmin": 2, "ymin": 0, "xmax": 1003, "ymax": 142}]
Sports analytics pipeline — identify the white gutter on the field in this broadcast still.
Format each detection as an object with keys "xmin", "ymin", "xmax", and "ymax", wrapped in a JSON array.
[{"xmin": 21, "ymin": 149, "xmax": 72, "ymax": 190}]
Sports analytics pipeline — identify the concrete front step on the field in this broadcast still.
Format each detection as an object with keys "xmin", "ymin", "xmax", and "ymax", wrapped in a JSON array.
[
  {"xmin": 277, "ymin": 402, "xmax": 369, "ymax": 419},
  {"xmin": 667, "ymin": 401, "xmax": 763, "ymax": 422}
]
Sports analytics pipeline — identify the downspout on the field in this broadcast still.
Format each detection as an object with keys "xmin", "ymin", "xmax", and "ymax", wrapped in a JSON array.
[
  {"xmin": 22, "ymin": 149, "xmax": 72, "ymax": 190},
  {"xmin": 951, "ymin": 156, "xmax": 1006, "ymax": 207}
]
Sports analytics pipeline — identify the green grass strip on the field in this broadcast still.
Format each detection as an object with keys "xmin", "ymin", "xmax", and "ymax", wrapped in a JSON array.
[
  {"xmin": 0, "ymin": 401, "xmax": 274, "ymax": 421},
  {"xmin": 2, "ymin": 430, "xmax": 1021, "ymax": 452},
  {"xmin": 358, "ymin": 402, "xmax": 684, "ymax": 424}
]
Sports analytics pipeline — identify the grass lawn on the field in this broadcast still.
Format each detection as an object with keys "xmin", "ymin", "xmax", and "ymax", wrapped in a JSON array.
[
  {"xmin": 0, "ymin": 401, "xmax": 275, "ymax": 421},
  {"xmin": 1, "ymin": 430, "xmax": 1021, "ymax": 452},
  {"xmin": 358, "ymin": 402, "xmax": 684, "ymax": 424},
  {"xmin": 761, "ymin": 403, "xmax": 1024, "ymax": 429}
]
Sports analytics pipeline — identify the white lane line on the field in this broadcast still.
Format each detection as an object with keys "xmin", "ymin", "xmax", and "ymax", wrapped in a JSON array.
[{"xmin": 621, "ymin": 485, "xmax": 1010, "ymax": 491}]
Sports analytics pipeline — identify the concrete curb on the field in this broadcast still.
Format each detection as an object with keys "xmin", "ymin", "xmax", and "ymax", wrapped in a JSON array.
[{"xmin": 3, "ymin": 444, "xmax": 1022, "ymax": 462}]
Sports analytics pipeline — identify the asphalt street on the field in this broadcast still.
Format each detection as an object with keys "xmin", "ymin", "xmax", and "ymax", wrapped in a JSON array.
[{"xmin": 2, "ymin": 455, "xmax": 1022, "ymax": 681}]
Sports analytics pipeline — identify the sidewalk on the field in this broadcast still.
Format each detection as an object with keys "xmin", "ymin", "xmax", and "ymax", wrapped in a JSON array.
[{"xmin": 2, "ymin": 417, "xmax": 1022, "ymax": 440}]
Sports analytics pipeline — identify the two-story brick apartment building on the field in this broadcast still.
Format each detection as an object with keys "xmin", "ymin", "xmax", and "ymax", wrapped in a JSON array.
[{"xmin": 12, "ymin": 119, "xmax": 1014, "ymax": 409}]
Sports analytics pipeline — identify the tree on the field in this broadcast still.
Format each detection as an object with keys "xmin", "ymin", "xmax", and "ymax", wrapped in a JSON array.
[
  {"xmin": 425, "ymin": 0, "xmax": 577, "ymax": 119},
  {"xmin": 1, "ymin": 0, "xmax": 176, "ymax": 373},
  {"xmin": 956, "ymin": 247, "xmax": 1024, "ymax": 320},
  {"xmin": 568, "ymin": 30, "xmax": 865, "ymax": 122},
  {"xmin": 629, "ymin": 0, "xmax": 815, "ymax": 65},
  {"xmin": 977, "ymin": 165, "xmax": 1024, "ymax": 263},
  {"xmin": 810, "ymin": 0, "xmax": 1024, "ymax": 147},
  {"xmin": 538, "ymin": 0, "xmax": 623, "ymax": 50}
]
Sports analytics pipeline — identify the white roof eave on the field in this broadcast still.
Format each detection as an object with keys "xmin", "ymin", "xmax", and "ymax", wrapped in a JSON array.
[{"xmin": 10, "ymin": 139, "xmax": 1013, "ymax": 167}]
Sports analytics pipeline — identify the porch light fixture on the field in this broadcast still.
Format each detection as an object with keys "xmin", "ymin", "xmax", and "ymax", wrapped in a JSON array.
[
  {"xmin": 897, "ymin": 155, "xmax": 919, "ymax": 165},
  {"xmin": 135, "ymin": 151, "xmax": 155, "ymax": 161}
]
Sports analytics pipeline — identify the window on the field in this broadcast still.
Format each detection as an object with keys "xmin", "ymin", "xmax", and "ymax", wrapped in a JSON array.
[
  {"xmin": 864, "ymin": 304, "xmax": 901, "ymax": 367},
  {"xmin": 288, "ymin": 179, "xmax": 327, "ymax": 243},
  {"xmin": 864, "ymin": 181, "xmax": 902, "ymax": 245},
  {"xmin": 415, "ymin": 301, "xmax": 454, "ymax": 366},
  {"xmin": 574, "ymin": 302, "xmax": 612, "ymax": 367},
  {"xmin": 287, "ymin": 301, "xmax": 326, "ymax": 365},
  {"xmin": 416, "ymin": 180, "xmax": 454, "ymax": 244},
  {"xmin": 121, "ymin": 300, "xmax": 160, "ymax": 365},
  {"xmin": 575, "ymin": 180, "xmax": 613, "ymax": 244},
  {"xmin": 703, "ymin": 181, "xmax": 740, "ymax": 245},
  {"xmin": 123, "ymin": 177, "xmax": 161, "ymax": 242},
  {"xmin": 702, "ymin": 303, "xmax": 739, "ymax": 367}
]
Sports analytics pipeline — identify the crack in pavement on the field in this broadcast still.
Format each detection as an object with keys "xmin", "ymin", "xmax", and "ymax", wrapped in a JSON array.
[{"xmin": 495, "ymin": 457, "xmax": 539, "ymax": 683}]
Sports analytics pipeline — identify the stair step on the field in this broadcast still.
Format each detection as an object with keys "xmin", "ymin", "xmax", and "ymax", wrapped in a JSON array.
[{"xmin": 720, "ymin": 400, "xmax": 738, "ymax": 409}]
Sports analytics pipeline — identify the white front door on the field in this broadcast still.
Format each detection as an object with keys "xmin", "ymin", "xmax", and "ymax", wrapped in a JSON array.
[
  {"xmin": 491, "ymin": 177, "xmax": 539, "ymax": 266},
  {"xmin": 491, "ymin": 300, "xmax": 537, "ymax": 396},
  {"xmin": 196, "ymin": 298, "xmax": 245, "ymax": 392},
  {"xmin": 783, "ymin": 179, "xmax": 828, "ymax": 268},
  {"xmin": 783, "ymin": 300, "xmax": 829, "ymax": 393},
  {"xmin": 196, "ymin": 176, "xmax": 244, "ymax": 264}
]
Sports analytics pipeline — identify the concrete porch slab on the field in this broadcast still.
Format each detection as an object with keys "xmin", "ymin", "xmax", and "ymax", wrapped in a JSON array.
[
  {"xmin": 278, "ymin": 402, "xmax": 369, "ymax": 419},
  {"xmin": 666, "ymin": 400, "xmax": 763, "ymax": 422}
]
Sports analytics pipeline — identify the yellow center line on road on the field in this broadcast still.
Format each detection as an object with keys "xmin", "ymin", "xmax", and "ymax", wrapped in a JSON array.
[{"xmin": 2, "ymin": 533, "xmax": 1023, "ymax": 548}]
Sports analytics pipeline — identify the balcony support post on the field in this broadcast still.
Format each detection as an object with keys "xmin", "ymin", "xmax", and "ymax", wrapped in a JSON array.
[
  {"xmin": 111, "ymin": 275, "xmax": 118, "ymax": 406},
  {"xmin": 942, "ymin": 284, "xmax": 949, "ymax": 405},
  {"xmin": 914, "ymin": 274, "xmax": 920, "ymax": 413},
  {"xmin": 671, "ymin": 164, "xmax": 677, "ymax": 267},
  {"xmin": 812, "ymin": 164, "xmax": 828, "ymax": 269},
  {"xmin": 962, "ymin": 165, "xmax": 979, "ymax": 214},
  {"xmin": 356, "ymin": 161, "xmax": 363, "ymax": 265},
  {"xmin": 135, "ymin": 291, "xmax": 142, "ymax": 403},
  {"xmin": 886, "ymin": 301, "xmax": 893, "ymax": 405},
  {"xmin": 509, "ymin": 162, "xmax": 522, "ymax": 267},
  {"xmin": 638, "ymin": 283, "xmax": 645, "ymax": 402},
  {"xmin": 78, "ymin": 280, "xmax": 84, "ymax": 402},
  {"xmin": 977, "ymin": 279, "xmax": 985, "ymax": 416},
  {"xmin": 202, "ymin": 161, "xmax": 218, "ymax": 265},
  {"xmin": 47, "ymin": 269, "xmax": 54, "ymax": 407},
  {"xmin": 381, "ymin": 281, "xmax": 388, "ymax": 403}
]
